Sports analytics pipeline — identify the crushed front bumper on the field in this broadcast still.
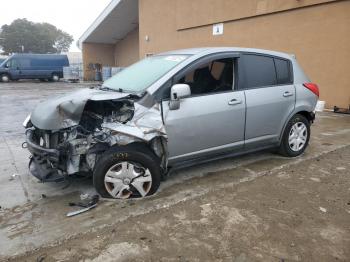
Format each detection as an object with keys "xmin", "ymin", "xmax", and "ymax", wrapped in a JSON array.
[{"xmin": 26, "ymin": 129, "xmax": 65, "ymax": 182}]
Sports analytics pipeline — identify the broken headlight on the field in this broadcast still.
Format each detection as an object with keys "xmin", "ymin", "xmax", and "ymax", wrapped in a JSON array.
[{"xmin": 23, "ymin": 114, "xmax": 32, "ymax": 128}]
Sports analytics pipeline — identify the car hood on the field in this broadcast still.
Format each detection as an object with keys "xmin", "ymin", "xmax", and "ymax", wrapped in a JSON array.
[{"xmin": 30, "ymin": 88, "xmax": 131, "ymax": 130}]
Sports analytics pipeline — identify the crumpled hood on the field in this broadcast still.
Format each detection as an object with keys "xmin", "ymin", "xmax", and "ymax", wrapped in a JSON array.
[{"xmin": 31, "ymin": 88, "xmax": 131, "ymax": 130}]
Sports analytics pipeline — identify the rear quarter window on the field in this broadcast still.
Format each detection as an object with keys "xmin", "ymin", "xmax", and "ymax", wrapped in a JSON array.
[
  {"xmin": 274, "ymin": 58, "xmax": 293, "ymax": 85},
  {"xmin": 243, "ymin": 54, "xmax": 277, "ymax": 88}
]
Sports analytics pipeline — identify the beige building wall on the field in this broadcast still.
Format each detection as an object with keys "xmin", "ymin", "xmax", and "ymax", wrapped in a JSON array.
[
  {"xmin": 114, "ymin": 28, "xmax": 140, "ymax": 67},
  {"xmin": 82, "ymin": 43, "xmax": 115, "ymax": 80},
  {"xmin": 82, "ymin": 29, "xmax": 140, "ymax": 80},
  {"xmin": 139, "ymin": 0, "xmax": 350, "ymax": 108}
]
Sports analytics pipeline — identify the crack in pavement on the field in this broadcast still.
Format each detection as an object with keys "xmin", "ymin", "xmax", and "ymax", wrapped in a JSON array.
[{"xmin": 3, "ymin": 137, "xmax": 30, "ymax": 201}]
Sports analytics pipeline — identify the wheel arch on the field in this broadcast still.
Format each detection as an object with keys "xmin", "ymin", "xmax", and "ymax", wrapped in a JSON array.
[
  {"xmin": 1, "ymin": 72, "xmax": 12, "ymax": 81},
  {"xmin": 279, "ymin": 108, "xmax": 314, "ymax": 143},
  {"xmin": 51, "ymin": 72, "xmax": 62, "ymax": 80},
  {"xmin": 106, "ymin": 141, "xmax": 162, "ymax": 163},
  {"xmin": 297, "ymin": 110, "xmax": 315, "ymax": 123}
]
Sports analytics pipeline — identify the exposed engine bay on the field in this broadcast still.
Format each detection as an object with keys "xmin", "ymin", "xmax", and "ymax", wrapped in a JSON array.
[{"xmin": 24, "ymin": 88, "xmax": 167, "ymax": 182}]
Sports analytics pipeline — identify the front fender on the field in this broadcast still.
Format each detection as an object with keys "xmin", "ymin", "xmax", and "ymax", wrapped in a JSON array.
[{"xmin": 102, "ymin": 103, "xmax": 167, "ymax": 144}]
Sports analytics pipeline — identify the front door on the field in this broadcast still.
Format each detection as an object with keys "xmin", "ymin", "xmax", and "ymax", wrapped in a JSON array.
[
  {"xmin": 7, "ymin": 58, "xmax": 20, "ymax": 79},
  {"xmin": 161, "ymin": 55, "xmax": 246, "ymax": 164}
]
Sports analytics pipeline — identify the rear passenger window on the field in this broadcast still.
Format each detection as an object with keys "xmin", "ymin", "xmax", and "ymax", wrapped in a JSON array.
[
  {"xmin": 275, "ymin": 58, "xmax": 292, "ymax": 85},
  {"xmin": 243, "ymin": 55, "xmax": 276, "ymax": 88}
]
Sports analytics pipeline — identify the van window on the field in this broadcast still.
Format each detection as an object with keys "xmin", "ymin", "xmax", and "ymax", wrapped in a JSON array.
[
  {"xmin": 243, "ymin": 54, "xmax": 277, "ymax": 88},
  {"xmin": 274, "ymin": 58, "xmax": 292, "ymax": 84}
]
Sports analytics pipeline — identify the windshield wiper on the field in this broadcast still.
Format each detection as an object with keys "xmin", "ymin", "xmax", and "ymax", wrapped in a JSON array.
[{"xmin": 99, "ymin": 86, "xmax": 120, "ymax": 92}]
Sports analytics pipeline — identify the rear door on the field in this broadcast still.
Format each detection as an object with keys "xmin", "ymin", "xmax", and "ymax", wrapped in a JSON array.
[{"xmin": 242, "ymin": 54, "xmax": 295, "ymax": 148}]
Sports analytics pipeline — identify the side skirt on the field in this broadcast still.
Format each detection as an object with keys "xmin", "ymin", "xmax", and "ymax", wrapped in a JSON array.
[{"xmin": 165, "ymin": 144, "xmax": 279, "ymax": 177}]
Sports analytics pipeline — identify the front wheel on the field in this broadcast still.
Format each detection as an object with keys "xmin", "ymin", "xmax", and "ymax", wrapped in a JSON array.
[
  {"xmin": 279, "ymin": 114, "xmax": 310, "ymax": 157},
  {"xmin": 1, "ymin": 74, "xmax": 10, "ymax": 82},
  {"xmin": 93, "ymin": 144, "xmax": 161, "ymax": 199}
]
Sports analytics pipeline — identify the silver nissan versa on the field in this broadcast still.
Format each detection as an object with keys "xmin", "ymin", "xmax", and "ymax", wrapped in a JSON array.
[{"xmin": 23, "ymin": 47, "xmax": 319, "ymax": 199}]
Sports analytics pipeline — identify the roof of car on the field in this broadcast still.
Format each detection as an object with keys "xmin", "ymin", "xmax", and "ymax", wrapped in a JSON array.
[
  {"xmin": 10, "ymin": 54, "xmax": 68, "ymax": 58},
  {"xmin": 159, "ymin": 47, "xmax": 294, "ymax": 60}
]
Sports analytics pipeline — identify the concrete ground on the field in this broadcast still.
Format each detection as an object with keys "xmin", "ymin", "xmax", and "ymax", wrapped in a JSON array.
[{"xmin": 0, "ymin": 81, "xmax": 349, "ymax": 261}]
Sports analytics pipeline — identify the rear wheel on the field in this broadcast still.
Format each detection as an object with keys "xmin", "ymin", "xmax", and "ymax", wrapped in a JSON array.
[
  {"xmin": 51, "ymin": 74, "xmax": 60, "ymax": 82},
  {"xmin": 1, "ymin": 74, "xmax": 10, "ymax": 82},
  {"xmin": 279, "ymin": 114, "xmax": 310, "ymax": 157},
  {"xmin": 93, "ymin": 144, "xmax": 161, "ymax": 199}
]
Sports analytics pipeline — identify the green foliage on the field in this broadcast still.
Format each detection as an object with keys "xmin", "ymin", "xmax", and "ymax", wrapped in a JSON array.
[{"xmin": 0, "ymin": 19, "xmax": 73, "ymax": 54}]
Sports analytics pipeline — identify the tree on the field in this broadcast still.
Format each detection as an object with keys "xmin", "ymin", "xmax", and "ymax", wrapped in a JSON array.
[
  {"xmin": 54, "ymin": 30, "xmax": 74, "ymax": 53},
  {"xmin": 0, "ymin": 19, "xmax": 73, "ymax": 54}
]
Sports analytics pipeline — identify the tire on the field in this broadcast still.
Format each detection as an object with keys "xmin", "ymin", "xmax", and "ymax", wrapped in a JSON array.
[
  {"xmin": 51, "ymin": 74, "xmax": 60, "ymax": 82},
  {"xmin": 279, "ymin": 114, "xmax": 310, "ymax": 157},
  {"xmin": 93, "ymin": 143, "xmax": 161, "ymax": 199},
  {"xmin": 1, "ymin": 74, "xmax": 10, "ymax": 82}
]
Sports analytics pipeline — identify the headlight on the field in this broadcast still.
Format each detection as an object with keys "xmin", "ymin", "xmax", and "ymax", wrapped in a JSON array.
[{"xmin": 23, "ymin": 114, "xmax": 31, "ymax": 128}]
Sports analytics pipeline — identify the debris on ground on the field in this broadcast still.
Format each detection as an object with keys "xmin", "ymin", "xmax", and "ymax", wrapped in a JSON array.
[
  {"xmin": 334, "ymin": 106, "xmax": 350, "ymax": 115},
  {"xmin": 67, "ymin": 195, "xmax": 99, "ymax": 217},
  {"xmin": 336, "ymin": 167, "xmax": 346, "ymax": 171},
  {"xmin": 310, "ymin": 177, "xmax": 321, "ymax": 182},
  {"xmin": 9, "ymin": 173, "xmax": 19, "ymax": 181},
  {"xmin": 319, "ymin": 207, "xmax": 327, "ymax": 213},
  {"xmin": 80, "ymin": 193, "xmax": 90, "ymax": 200},
  {"xmin": 36, "ymin": 254, "xmax": 46, "ymax": 262}
]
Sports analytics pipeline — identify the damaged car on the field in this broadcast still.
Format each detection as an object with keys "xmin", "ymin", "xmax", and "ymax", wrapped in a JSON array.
[{"xmin": 23, "ymin": 47, "xmax": 319, "ymax": 199}]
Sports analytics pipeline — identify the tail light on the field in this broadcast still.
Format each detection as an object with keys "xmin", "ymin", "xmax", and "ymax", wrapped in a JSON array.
[{"xmin": 303, "ymin": 83, "xmax": 319, "ymax": 97}]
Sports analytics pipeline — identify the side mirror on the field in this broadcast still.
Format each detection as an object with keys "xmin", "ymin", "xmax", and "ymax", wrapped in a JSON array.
[
  {"xmin": 169, "ymin": 84, "xmax": 191, "ymax": 110},
  {"xmin": 4, "ymin": 63, "xmax": 9, "ymax": 68}
]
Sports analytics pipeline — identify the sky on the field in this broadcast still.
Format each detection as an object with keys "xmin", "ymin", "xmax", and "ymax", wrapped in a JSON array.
[{"xmin": 0, "ymin": 0, "xmax": 111, "ymax": 52}]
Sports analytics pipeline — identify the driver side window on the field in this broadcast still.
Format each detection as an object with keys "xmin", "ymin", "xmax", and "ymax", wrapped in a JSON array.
[
  {"xmin": 177, "ymin": 58, "xmax": 234, "ymax": 96},
  {"xmin": 8, "ymin": 59, "xmax": 18, "ymax": 69}
]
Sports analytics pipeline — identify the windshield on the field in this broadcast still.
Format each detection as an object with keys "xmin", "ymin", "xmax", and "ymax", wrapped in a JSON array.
[
  {"xmin": 102, "ymin": 55, "xmax": 189, "ymax": 93},
  {"xmin": 0, "ymin": 57, "xmax": 11, "ymax": 68},
  {"xmin": 0, "ymin": 59, "xmax": 6, "ymax": 67}
]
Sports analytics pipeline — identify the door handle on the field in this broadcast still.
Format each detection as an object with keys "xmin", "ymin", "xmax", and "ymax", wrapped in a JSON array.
[
  {"xmin": 283, "ymin": 91, "xmax": 294, "ymax": 97},
  {"xmin": 228, "ymin": 99, "xmax": 242, "ymax": 106}
]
